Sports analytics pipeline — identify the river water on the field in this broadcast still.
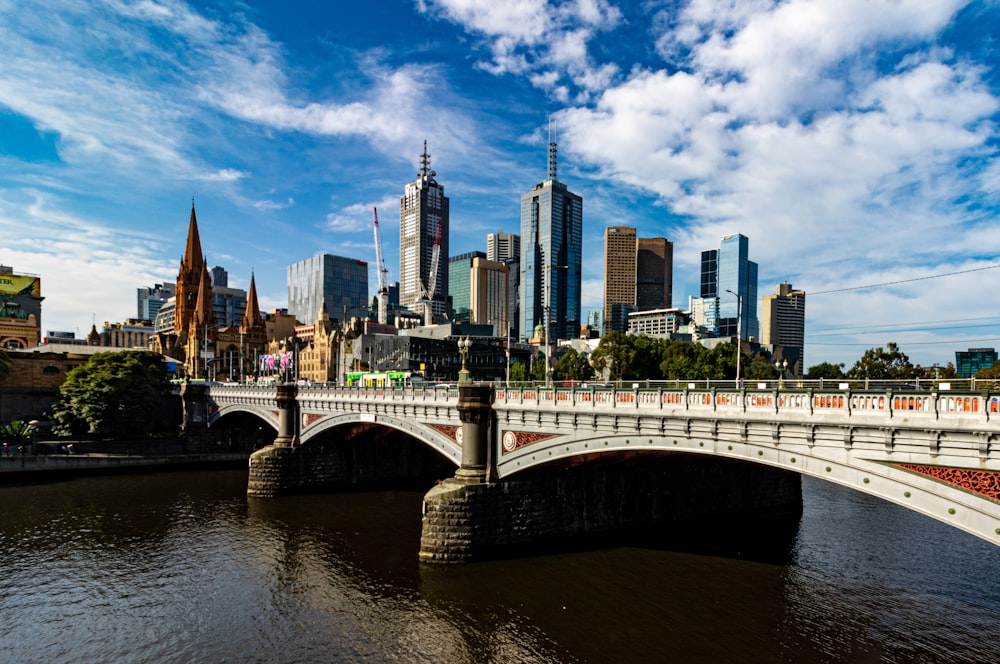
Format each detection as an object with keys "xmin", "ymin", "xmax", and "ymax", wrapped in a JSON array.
[{"xmin": 2, "ymin": 468, "xmax": 999, "ymax": 663}]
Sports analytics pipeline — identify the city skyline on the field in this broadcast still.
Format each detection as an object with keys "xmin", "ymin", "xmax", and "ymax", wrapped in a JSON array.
[{"xmin": 1, "ymin": 1, "xmax": 999, "ymax": 368}]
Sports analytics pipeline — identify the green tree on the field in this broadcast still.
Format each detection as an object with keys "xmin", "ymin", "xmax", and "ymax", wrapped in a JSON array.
[
  {"xmin": 590, "ymin": 331, "xmax": 637, "ymax": 381},
  {"xmin": 51, "ymin": 350, "xmax": 169, "ymax": 439},
  {"xmin": 975, "ymin": 362, "xmax": 1000, "ymax": 379},
  {"xmin": 0, "ymin": 420, "xmax": 35, "ymax": 447},
  {"xmin": 805, "ymin": 362, "xmax": 846, "ymax": 379},
  {"xmin": 747, "ymin": 354, "xmax": 778, "ymax": 380},
  {"xmin": 552, "ymin": 348, "xmax": 596, "ymax": 383},
  {"xmin": 846, "ymin": 343, "xmax": 915, "ymax": 380},
  {"xmin": 510, "ymin": 360, "xmax": 528, "ymax": 382}
]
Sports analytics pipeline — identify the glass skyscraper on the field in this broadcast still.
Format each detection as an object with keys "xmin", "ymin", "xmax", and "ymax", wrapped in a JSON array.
[
  {"xmin": 697, "ymin": 234, "xmax": 758, "ymax": 341},
  {"xmin": 519, "ymin": 138, "xmax": 582, "ymax": 342},
  {"xmin": 287, "ymin": 253, "xmax": 369, "ymax": 324}
]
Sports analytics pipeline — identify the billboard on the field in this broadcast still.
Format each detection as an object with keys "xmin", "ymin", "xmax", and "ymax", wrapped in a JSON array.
[{"xmin": 0, "ymin": 273, "xmax": 41, "ymax": 296}]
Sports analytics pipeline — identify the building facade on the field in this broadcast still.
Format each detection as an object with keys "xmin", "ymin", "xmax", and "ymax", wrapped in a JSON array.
[
  {"xmin": 470, "ymin": 257, "xmax": 509, "ymax": 329},
  {"xmin": 287, "ymin": 253, "xmax": 368, "ymax": 326},
  {"xmin": 603, "ymin": 226, "xmax": 636, "ymax": 334},
  {"xmin": 761, "ymin": 281, "xmax": 806, "ymax": 372},
  {"xmin": 400, "ymin": 141, "xmax": 450, "ymax": 320},
  {"xmin": 627, "ymin": 308, "xmax": 690, "ymax": 338},
  {"xmin": 137, "ymin": 282, "xmax": 175, "ymax": 322},
  {"xmin": 955, "ymin": 348, "xmax": 998, "ymax": 378},
  {"xmin": 697, "ymin": 234, "xmax": 758, "ymax": 341},
  {"xmin": 519, "ymin": 137, "xmax": 582, "ymax": 342},
  {"xmin": 448, "ymin": 251, "xmax": 486, "ymax": 322},
  {"xmin": 636, "ymin": 237, "xmax": 673, "ymax": 311},
  {"xmin": 0, "ymin": 265, "xmax": 43, "ymax": 349},
  {"xmin": 487, "ymin": 229, "xmax": 520, "ymax": 262}
]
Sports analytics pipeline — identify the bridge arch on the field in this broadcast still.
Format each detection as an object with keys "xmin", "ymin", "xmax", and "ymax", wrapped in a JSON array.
[
  {"xmin": 301, "ymin": 412, "xmax": 462, "ymax": 467},
  {"xmin": 496, "ymin": 429, "xmax": 1000, "ymax": 546}
]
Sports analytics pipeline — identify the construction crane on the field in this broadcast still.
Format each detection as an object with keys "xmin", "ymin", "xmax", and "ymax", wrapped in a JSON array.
[
  {"xmin": 418, "ymin": 220, "xmax": 442, "ymax": 326},
  {"xmin": 372, "ymin": 207, "xmax": 389, "ymax": 324}
]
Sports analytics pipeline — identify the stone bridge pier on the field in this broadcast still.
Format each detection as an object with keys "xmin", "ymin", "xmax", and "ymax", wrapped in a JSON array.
[
  {"xmin": 247, "ymin": 382, "xmax": 301, "ymax": 498},
  {"xmin": 418, "ymin": 383, "xmax": 803, "ymax": 564}
]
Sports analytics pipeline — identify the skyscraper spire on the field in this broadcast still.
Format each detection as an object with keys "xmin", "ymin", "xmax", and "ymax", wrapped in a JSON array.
[
  {"xmin": 547, "ymin": 119, "xmax": 558, "ymax": 181},
  {"xmin": 418, "ymin": 139, "xmax": 437, "ymax": 182}
]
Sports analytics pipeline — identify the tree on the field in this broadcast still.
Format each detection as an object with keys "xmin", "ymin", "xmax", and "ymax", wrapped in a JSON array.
[
  {"xmin": 51, "ymin": 350, "xmax": 169, "ymax": 439},
  {"xmin": 510, "ymin": 360, "xmax": 528, "ymax": 382},
  {"xmin": 747, "ymin": 354, "xmax": 778, "ymax": 380},
  {"xmin": 552, "ymin": 348, "xmax": 596, "ymax": 383},
  {"xmin": 975, "ymin": 362, "xmax": 1000, "ymax": 379},
  {"xmin": 846, "ymin": 343, "xmax": 915, "ymax": 380},
  {"xmin": 590, "ymin": 331, "xmax": 638, "ymax": 381},
  {"xmin": 805, "ymin": 362, "xmax": 846, "ymax": 380}
]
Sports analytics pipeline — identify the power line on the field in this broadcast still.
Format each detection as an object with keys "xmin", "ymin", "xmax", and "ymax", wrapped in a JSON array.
[
  {"xmin": 809, "ymin": 322, "xmax": 1000, "ymax": 338},
  {"xmin": 810, "ymin": 263, "xmax": 1000, "ymax": 295},
  {"xmin": 811, "ymin": 337, "xmax": 1000, "ymax": 347},
  {"xmin": 810, "ymin": 316, "xmax": 1000, "ymax": 335}
]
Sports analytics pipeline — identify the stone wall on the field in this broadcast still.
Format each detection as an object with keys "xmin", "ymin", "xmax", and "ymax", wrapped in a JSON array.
[{"xmin": 420, "ymin": 454, "xmax": 802, "ymax": 563}]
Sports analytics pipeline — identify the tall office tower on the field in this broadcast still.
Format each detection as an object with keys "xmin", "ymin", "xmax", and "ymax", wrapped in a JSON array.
[
  {"xmin": 603, "ymin": 228, "xmax": 674, "ymax": 334},
  {"xmin": 137, "ymin": 282, "xmax": 176, "ymax": 322},
  {"xmin": 287, "ymin": 253, "xmax": 369, "ymax": 324},
  {"xmin": 503, "ymin": 256, "xmax": 520, "ymax": 339},
  {"xmin": 448, "ymin": 251, "xmax": 486, "ymax": 322},
  {"xmin": 636, "ymin": 237, "xmax": 673, "ymax": 311},
  {"xmin": 603, "ymin": 226, "xmax": 637, "ymax": 334},
  {"xmin": 587, "ymin": 309, "xmax": 604, "ymax": 338},
  {"xmin": 519, "ymin": 131, "xmax": 583, "ymax": 342},
  {"xmin": 210, "ymin": 266, "xmax": 228, "ymax": 288},
  {"xmin": 699, "ymin": 234, "xmax": 758, "ymax": 341},
  {"xmin": 400, "ymin": 141, "xmax": 450, "ymax": 320},
  {"xmin": 487, "ymin": 229, "xmax": 520, "ymax": 262},
  {"xmin": 470, "ymin": 257, "xmax": 509, "ymax": 328},
  {"xmin": 211, "ymin": 285, "xmax": 248, "ymax": 329},
  {"xmin": 761, "ymin": 281, "xmax": 806, "ymax": 369}
]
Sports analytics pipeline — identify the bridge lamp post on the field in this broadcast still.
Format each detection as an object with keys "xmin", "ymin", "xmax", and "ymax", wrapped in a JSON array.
[
  {"xmin": 458, "ymin": 336, "xmax": 473, "ymax": 383},
  {"xmin": 775, "ymin": 358, "xmax": 787, "ymax": 389},
  {"xmin": 725, "ymin": 289, "xmax": 742, "ymax": 387}
]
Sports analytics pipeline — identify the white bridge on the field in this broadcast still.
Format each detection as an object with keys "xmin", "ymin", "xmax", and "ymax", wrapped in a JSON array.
[{"xmin": 206, "ymin": 382, "xmax": 1000, "ymax": 546}]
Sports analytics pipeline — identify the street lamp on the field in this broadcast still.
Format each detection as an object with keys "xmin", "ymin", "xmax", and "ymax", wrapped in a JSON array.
[
  {"xmin": 544, "ymin": 264, "xmax": 568, "ymax": 388},
  {"xmin": 775, "ymin": 358, "xmax": 788, "ymax": 388},
  {"xmin": 725, "ymin": 289, "xmax": 742, "ymax": 387},
  {"xmin": 458, "ymin": 337, "xmax": 473, "ymax": 383}
]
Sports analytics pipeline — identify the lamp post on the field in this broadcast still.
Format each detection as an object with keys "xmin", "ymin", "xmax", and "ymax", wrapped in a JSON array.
[
  {"xmin": 505, "ymin": 319, "xmax": 511, "ymax": 386},
  {"xmin": 458, "ymin": 336, "xmax": 473, "ymax": 383},
  {"xmin": 725, "ymin": 289, "xmax": 742, "ymax": 387},
  {"xmin": 544, "ymin": 264, "xmax": 568, "ymax": 388},
  {"xmin": 775, "ymin": 358, "xmax": 787, "ymax": 389}
]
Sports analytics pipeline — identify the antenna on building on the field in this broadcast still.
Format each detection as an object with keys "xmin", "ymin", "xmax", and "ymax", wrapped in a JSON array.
[
  {"xmin": 419, "ymin": 140, "xmax": 431, "ymax": 179},
  {"xmin": 547, "ymin": 119, "xmax": 558, "ymax": 180}
]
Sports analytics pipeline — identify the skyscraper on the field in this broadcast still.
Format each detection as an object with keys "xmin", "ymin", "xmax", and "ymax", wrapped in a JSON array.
[
  {"xmin": 487, "ymin": 229, "xmax": 520, "ymax": 262},
  {"xmin": 604, "ymin": 226, "xmax": 636, "ymax": 334},
  {"xmin": 448, "ymin": 251, "xmax": 486, "ymax": 322},
  {"xmin": 287, "ymin": 253, "xmax": 369, "ymax": 324},
  {"xmin": 470, "ymin": 256, "xmax": 509, "ymax": 328},
  {"xmin": 519, "ymin": 131, "xmax": 582, "ymax": 342},
  {"xmin": 400, "ymin": 141, "xmax": 450, "ymax": 321},
  {"xmin": 603, "ymin": 227, "xmax": 674, "ymax": 334},
  {"xmin": 761, "ymin": 281, "xmax": 806, "ymax": 371},
  {"xmin": 636, "ymin": 237, "xmax": 673, "ymax": 311},
  {"xmin": 693, "ymin": 234, "xmax": 757, "ymax": 341}
]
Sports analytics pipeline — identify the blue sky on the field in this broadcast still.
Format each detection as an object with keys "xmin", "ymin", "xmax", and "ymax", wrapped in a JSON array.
[{"xmin": 1, "ymin": 0, "xmax": 999, "ymax": 369}]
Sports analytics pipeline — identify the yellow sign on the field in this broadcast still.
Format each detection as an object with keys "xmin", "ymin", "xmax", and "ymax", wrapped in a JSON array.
[{"xmin": 0, "ymin": 274, "xmax": 40, "ymax": 296}]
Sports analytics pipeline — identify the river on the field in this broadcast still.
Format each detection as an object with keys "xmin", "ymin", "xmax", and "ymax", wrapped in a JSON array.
[{"xmin": 2, "ymin": 468, "xmax": 998, "ymax": 663}]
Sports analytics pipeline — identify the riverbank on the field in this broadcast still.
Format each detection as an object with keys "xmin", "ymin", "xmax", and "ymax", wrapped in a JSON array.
[{"xmin": 0, "ymin": 451, "xmax": 248, "ymax": 483}]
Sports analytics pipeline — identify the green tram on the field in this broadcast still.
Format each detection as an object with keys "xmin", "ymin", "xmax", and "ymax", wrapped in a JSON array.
[{"xmin": 345, "ymin": 371, "xmax": 422, "ymax": 387}]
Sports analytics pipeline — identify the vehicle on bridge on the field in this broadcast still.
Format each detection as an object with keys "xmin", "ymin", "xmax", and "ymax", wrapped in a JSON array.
[{"xmin": 345, "ymin": 371, "xmax": 423, "ymax": 387}]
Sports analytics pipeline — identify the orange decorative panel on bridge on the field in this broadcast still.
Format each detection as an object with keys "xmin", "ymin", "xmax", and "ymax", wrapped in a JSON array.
[{"xmin": 894, "ymin": 463, "xmax": 1000, "ymax": 503}]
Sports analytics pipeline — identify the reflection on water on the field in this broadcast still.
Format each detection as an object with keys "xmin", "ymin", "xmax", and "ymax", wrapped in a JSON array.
[{"xmin": 2, "ymin": 471, "xmax": 999, "ymax": 663}]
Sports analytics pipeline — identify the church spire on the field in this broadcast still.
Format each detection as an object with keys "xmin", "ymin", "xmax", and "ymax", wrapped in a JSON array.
[
  {"xmin": 241, "ymin": 272, "xmax": 263, "ymax": 331},
  {"xmin": 181, "ymin": 202, "xmax": 205, "ymax": 274}
]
